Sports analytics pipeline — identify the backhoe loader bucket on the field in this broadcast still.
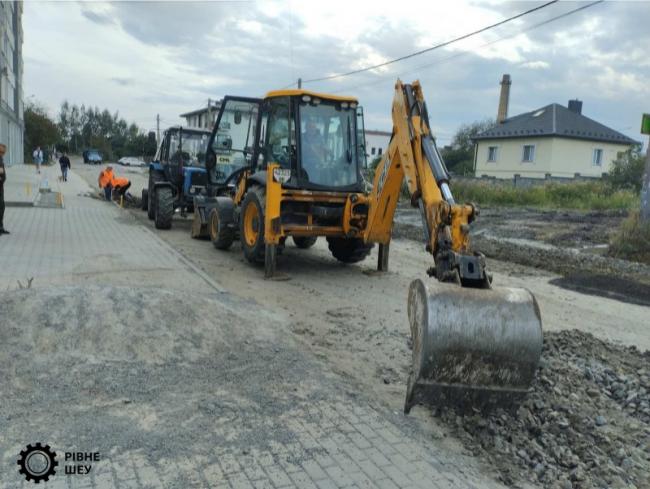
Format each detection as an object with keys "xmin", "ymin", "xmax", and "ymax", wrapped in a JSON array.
[{"xmin": 405, "ymin": 279, "xmax": 542, "ymax": 413}]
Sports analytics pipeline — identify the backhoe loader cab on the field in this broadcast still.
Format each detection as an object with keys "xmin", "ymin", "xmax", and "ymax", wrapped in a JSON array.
[{"xmin": 193, "ymin": 90, "xmax": 374, "ymax": 274}]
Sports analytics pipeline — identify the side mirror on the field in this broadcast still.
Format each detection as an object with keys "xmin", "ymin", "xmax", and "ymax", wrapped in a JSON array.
[
  {"xmin": 215, "ymin": 134, "xmax": 232, "ymax": 152},
  {"xmin": 206, "ymin": 151, "xmax": 216, "ymax": 171}
]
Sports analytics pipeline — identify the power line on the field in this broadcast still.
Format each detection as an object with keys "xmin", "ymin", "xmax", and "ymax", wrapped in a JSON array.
[
  {"xmin": 298, "ymin": 0, "xmax": 560, "ymax": 85},
  {"xmin": 330, "ymin": 0, "xmax": 605, "ymax": 94}
]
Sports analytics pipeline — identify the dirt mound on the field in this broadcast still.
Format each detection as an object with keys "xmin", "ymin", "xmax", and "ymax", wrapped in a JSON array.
[
  {"xmin": 433, "ymin": 330, "xmax": 650, "ymax": 489},
  {"xmin": 0, "ymin": 285, "xmax": 280, "ymax": 364}
]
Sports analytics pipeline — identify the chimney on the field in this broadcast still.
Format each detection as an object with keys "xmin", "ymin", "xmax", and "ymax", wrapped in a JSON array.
[
  {"xmin": 497, "ymin": 74, "xmax": 511, "ymax": 123},
  {"xmin": 568, "ymin": 99, "xmax": 582, "ymax": 114}
]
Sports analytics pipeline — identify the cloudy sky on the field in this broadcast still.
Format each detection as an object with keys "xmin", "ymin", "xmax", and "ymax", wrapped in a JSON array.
[{"xmin": 23, "ymin": 0, "xmax": 650, "ymax": 145}]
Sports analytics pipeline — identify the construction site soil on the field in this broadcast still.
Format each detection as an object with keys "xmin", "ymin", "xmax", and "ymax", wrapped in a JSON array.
[{"xmin": 394, "ymin": 205, "xmax": 650, "ymax": 307}]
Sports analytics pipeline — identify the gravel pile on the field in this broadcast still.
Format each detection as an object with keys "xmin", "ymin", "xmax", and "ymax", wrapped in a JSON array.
[{"xmin": 433, "ymin": 330, "xmax": 650, "ymax": 489}]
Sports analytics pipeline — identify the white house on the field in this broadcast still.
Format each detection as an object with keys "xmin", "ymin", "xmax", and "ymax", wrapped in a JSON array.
[
  {"xmin": 474, "ymin": 75, "xmax": 639, "ymax": 179},
  {"xmin": 365, "ymin": 129, "xmax": 391, "ymax": 161},
  {"xmin": 180, "ymin": 99, "xmax": 222, "ymax": 130}
]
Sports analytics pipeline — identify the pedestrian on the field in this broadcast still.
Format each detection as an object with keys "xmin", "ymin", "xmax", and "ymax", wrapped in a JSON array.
[
  {"xmin": 0, "ymin": 143, "xmax": 9, "ymax": 235},
  {"xmin": 98, "ymin": 165, "xmax": 114, "ymax": 201},
  {"xmin": 32, "ymin": 146, "xmax": 43, "ymax": 174},
  {"xmin": 59, "ymin": 152, "xmax": 71, "ymax": 182}
]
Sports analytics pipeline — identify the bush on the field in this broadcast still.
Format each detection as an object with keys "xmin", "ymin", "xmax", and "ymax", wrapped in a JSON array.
[
  {"xmin": 607, "ymin": 148, "xmax": 645, "ymax": 192},
  {"xmin": 609, "ymin": 210, "xmax": 650, "ymax": 264},
  {"xmin": 449, "ymin": 179, "xmax": 638, "ymax": 210}
]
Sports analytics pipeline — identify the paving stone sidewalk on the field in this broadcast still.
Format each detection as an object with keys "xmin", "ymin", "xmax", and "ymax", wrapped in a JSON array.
[{"xmin": 0, "ymin": 168, "xmax": 507, "ymax": 489}]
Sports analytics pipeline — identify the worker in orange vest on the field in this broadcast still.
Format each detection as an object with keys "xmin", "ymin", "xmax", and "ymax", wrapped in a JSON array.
[
  {"xmin": 98, "ymin": 166, "xmax": 114, "ymax": 201},
  {"xmin": 111, "ymin": 175, "xmax": 131, "ymax": 200}
]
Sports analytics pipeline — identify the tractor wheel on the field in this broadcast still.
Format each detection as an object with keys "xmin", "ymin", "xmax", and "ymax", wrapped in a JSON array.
[
  {"xmin": 141, "ymin": 189, "xmax": 148, "ymax": 211},
  {"xmin": 209, "ymin": 207, "xmax": 235, "ymax": 250},
  {"xmin": 292, "ymin": 236, "xmax": 317, "ymax": 249},
  {"xmin": 240, "ymin": 187, "xmax": 266, "ymax": 263},
  {"xmin": 147, "ymin": 171, "xmax": 164, "ymax": 220},
  {"xmin": 154, "ymin": 187, "xmax": 174, "ymax": 230},
  {"xmin": 327, "ymin": 237, "xmax": 374, "ymax": 264}
]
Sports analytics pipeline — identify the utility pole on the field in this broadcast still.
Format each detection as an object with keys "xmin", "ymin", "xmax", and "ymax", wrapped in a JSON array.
[
  {"xmin": 297, "ymin": 78, "xmax": 302, "ymax": 89},
  {"xmin": 156, "ymin": 114, "xmax": 160, "ymax": 143},
  {"xmin": 641, "ymin": 114, "xmax": 650, "ymax": 222}
]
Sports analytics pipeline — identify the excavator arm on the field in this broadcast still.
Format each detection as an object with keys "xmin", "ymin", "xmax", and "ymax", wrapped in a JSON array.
[
  {"xmin": 364, "ymin": 80, "xmax": 488, "ymax": 287},
  {"xmin": 363, "ymin": 80, "xmax": 543, "ymax": 413}
]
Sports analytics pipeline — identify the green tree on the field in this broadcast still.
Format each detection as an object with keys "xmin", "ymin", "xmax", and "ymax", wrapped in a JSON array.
[
  {"xmin": 607, "ymin": 147, "xmax": 645, "ymax": 192},
  {"xmin": 440, "ymin": 119, "xmax": 495, "ymax": 176},
  {"xmin": 57, "ymin": 102, "xmax": 153, "ymax": 160},
  {"xmin": 24, "ymin": 101, "xmax": 60, "ymax": 162}
]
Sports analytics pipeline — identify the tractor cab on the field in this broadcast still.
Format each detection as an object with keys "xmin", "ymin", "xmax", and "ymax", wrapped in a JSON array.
[
  {"xmin": 153, "ymin": 126, "xmax": 210, "ymax": 192},
  {"xmin": 143, "ymin": 126, "xmax": 211, "ymax": 229}
]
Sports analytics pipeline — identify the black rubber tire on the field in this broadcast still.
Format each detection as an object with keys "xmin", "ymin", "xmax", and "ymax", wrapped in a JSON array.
[
  {"xmin": 240, "ymin": 187, "xmax": 266, "ymax": 263},
  {"xmin": 327, "ymin": 237, "xmax": 374, "ymax": 264},
  {"xmin": 292, "ymin": 236, "xmax": 317, "ymax": 249},
  {"xmin": 154, "ymin": 187, "xmax": 174, "ymax": 229},
  {"xmin": 141, "ymin": 189, "xmax": 148, "ymax": 211},
  {"xmin": 209, "ymin": 207, "xmax": 235, "ymax": 250},
  {"xmin": 147, "ymin": 171, "xmax": 164, "ymax": 220}
]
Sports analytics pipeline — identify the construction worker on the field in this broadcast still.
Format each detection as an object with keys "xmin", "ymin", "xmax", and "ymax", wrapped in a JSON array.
[
  {"xmin": 98, "ymin": 165, "xmax": 114, "ymax": 201},
  {"xmin": 111, "ymin": 175, "xmax": 131, "ymax": 200}
]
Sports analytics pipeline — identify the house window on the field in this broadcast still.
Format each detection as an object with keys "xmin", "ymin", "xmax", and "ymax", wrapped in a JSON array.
[
  {"xmin": 378, "ymin": 147, "xmax": 382, "ymax": 156},
  {"xmin": 487, "ymin": 146, "xmax": 498, "ymax": 162},
  {"xmin": 522, "ymin": 144, "xmax": 535, "ymax": 163},
  {"xmin": 371, "ymin": 147, "xmax": 376, "ymax": 155},
  {"xmin": 593, "ymin": 148, "xmax": 603, "ymax": 166}
]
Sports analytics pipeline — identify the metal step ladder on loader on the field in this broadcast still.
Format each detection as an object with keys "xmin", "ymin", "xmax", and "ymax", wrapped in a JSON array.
[
  {"xmin": 194, "ymin": 81, "xmax": 543, "ymax": 412},
  {"xmin": 141, "ymin": 126, "xmax": 211, "ymax": 230}
]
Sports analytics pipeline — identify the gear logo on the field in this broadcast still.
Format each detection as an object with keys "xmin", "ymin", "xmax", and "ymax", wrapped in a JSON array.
[{"xmin": 17, "ymin": 443, "xmax": 58, "ymax": 483}]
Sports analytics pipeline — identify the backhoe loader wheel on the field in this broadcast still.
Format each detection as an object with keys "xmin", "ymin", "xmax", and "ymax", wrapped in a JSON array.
[
  {"xmin": 147, "ymin": 172, "xmax": 164, "ymax": 220},
  {"xmin": 209, "ymin": 207, "xmax": 235, "ymax": 250},
  {"xmin": 154, "ymin": 187, "xmax": 174, "ymax": 230},
  {"xmin": 327, "ymin": 237, "xmax": 374, "ymax": 264},
  {"xmin": 292, "ymin": 236, "xmax": 317, "ymax": 249},
  {"xmin": 240, "ymin": 187, "xmax": 266, "ymax": 263}
]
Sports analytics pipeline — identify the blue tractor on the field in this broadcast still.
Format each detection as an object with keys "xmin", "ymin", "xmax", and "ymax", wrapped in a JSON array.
[{"xmin": 142, "ymin": 126, "xmax": 211, "ymax": 229}]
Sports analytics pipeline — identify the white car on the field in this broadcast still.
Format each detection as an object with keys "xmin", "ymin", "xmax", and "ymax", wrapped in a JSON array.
[{"xmin": 118, "ymin": 156, "xmax": 146, "ymax": 167}]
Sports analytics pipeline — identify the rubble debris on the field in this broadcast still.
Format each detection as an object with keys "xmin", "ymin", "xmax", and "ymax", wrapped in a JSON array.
[{"xmin": 431, "ymin": 330, "xmax": 650, "ymax": 489}]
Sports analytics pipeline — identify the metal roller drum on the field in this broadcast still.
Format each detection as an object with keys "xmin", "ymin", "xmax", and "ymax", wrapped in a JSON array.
[{"xmin": 404, "ymin": 279, "xmax": 543, "ymax": 413}]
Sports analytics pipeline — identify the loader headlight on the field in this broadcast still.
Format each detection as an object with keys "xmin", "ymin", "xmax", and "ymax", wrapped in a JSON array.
[{"xmin": 272, "ymin": 168, "xmax": 291, "ymax": 184}]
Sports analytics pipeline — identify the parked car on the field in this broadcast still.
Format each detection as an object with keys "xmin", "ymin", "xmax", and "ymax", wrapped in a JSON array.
[
  {"xmin": 118, "ymin": 156, "xmax": 146, "ymax": 167},
  {"xmin": 83, "ymin": 149, "xmax": 103, "ymax": 165}
]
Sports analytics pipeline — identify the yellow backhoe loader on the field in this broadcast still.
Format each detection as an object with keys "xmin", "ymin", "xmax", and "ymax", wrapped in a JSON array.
[{"xmin": 193, "ymin": 80, "xmax": 543, "ymax": 411}]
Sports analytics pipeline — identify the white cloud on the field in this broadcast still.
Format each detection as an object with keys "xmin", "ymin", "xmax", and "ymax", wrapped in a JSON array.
[{"xmin": 520, "ymin": 60, "xmax": 550, "ymax": 70}]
